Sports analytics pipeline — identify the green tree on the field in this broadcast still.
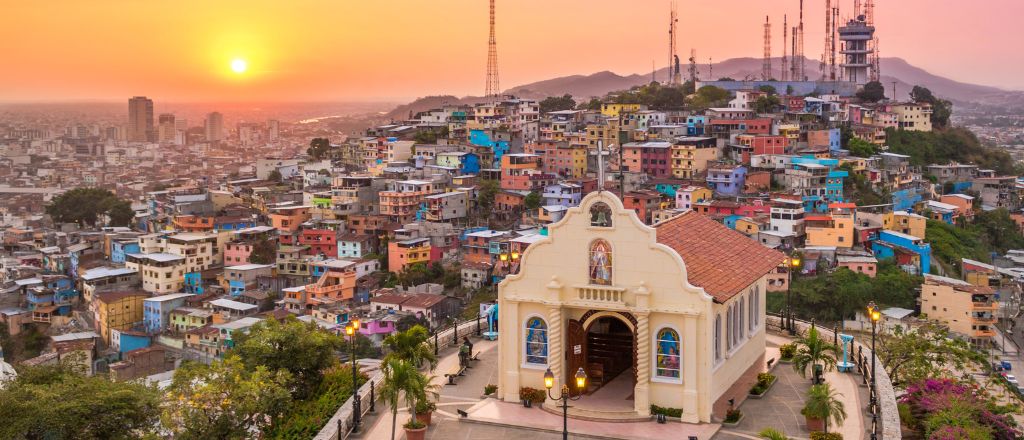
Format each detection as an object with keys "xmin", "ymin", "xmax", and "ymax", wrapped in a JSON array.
[
  {"xmin": 524, "ymin": 190, "xmax": 542, "ymax": 212},
  {"xmin": 910, "ymin": 86, "xmax": 952, "ymax": 129},
  {"xmin": 161, "ymin": 356, "xmax": 293, "ymax": 440},
  {"xmin": 379, "ymin": 358, "xmax": 428, "ymax": 440},
  {"xmin": 382, "ymin": 325, "xmax": 438, "ymax": 371},
  {"xmin": 847, "ymin": 137, "xmax": 878, "ymax": 158},
  {"xmin": 876, "ymin": 322, "xmax": 985, "ymax": 386},
  {"xmin": 758, "ymin": 85, "xmax": 778, "ymax": 96},
  {"xmin": 580, "ymin": 98, "xmax": 603, "ymax": 111},
  {"xmin": 791, "ymin": 327, "xmax": 839, "ymax": 383},
  {"xmin": 0, "ymin": 361, "xmax": 161, "ymax": 440},
  {"xmin": 248, "ymin": 237, "xmax": 277, "ymax": 264},
  {"xmin": 539, "ymin": 94, "xmax": 576, "ymax": 113},
  {"xmin": 753, "ymin": 95, "xmax": 782, "ymax": 114},
  {"xmin": 802, "ymin": 383, "xmax": 847, "ymax": 433},
  {"xmin": 477, "ymin": 179, "xmax": 499, "ymax": 216},
  {"xmin": 267, "ymin": 169, "xmax": 283, "ymax": 182},
  {"xmin": 231, "ymin": 317, "xmax": 344, "ymax": 398},
  {"xmin": 267, "ymin": 365, "xmax": 364, "ymax": 439},
  {"xmin": 687, "ymin": 86, "xmax": 730, "ymax": 110},
  {"xmin": 886, "ymin": 127, "xmax": 1015, "ymax": 175},
  {"xmin": 856, "ymin": 81, "xmax": 886, "ymax": 102},
  {"xmin": 45, "ymin": 187, "xmax": 134, "ymax": 227},
  {"xmin": 307, "ymin": 138, "xmax": 331, "ymax": 160}
]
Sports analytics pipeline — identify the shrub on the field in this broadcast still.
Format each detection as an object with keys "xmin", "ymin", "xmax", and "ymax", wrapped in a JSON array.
[
  {"xmin": 809, "ymin": 433, "xmax": 843, "ymax": 440},
  {"xmin": 519, "ymin": 386, "xmax": 546, "ymax": 404},
  {"xmin": 650, "ymin": 405, "xmax": 683, "ymax": 418},
  {"xmin": 751, "ymin": 372, "xmax": 777, "ymax": 395},
  {"xmin": 724, "ymin": 408, "xmax": 742, "ymax": 423},
  {"xmin": 415, "ymin": 400, "xmax": 436, "ymax": 413},
  {"xmin": 897, "ymin": 402, "xmax": 914, "ymax": 426},
  {"xmin": 779, "ymin": 343, "xmax": 796, "ymax": 360},
  {"xmin": 404, "ymin": 419, "xmax": 426, "ymax": 430},
  {"xmin": 484, "ymin": 384, "xmax": 497, "ymax": 395}
]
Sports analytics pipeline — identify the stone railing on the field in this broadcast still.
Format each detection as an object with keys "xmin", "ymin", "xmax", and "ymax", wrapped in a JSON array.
[
  {"xmin": 574, "ymin": 285, "xmax": 625, "ymax": 304},
  {"xmin": 767, "ymin": 314, "xmax": 901, "ymax": 440},
  {"xmin": 314, "ymin": 317, "xmax": 486, "ymax": 440}
]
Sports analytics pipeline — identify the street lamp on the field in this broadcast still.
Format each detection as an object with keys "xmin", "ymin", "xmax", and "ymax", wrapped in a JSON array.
[
  {"xmin": 345, "ymin": 318, "xmax": 362, "ymax": 433},
  {"xmin": 544, "ymin": 367, "xmax": 587, "ymax": 440},
  {"xmin": 787, "ymin": 256, "xmax": 801, "ymax": 334},
  {"xmin": 867, "ymin": 301, "xmax": 880, "ymax": 440}
]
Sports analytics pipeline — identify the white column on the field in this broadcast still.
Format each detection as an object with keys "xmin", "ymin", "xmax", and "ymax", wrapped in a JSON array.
[
  {"xmin": 682, "ymin": 314, "xmax": 700, "ymax": 423},
  {"xmin": 547, "ymin": 306, "xmax": 563, "ymax": 381},
  {"xmin": 500, "ymin": 300, "xmax": 521, "ymax": 402},
  {"xmin": 634, "ymin": 312, "xmax": 651, "ymax": 416}
]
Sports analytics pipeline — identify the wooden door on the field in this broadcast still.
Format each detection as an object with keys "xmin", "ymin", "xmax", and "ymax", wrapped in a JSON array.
[{"xmin": 566, "ymin": 319, "xmax": 587, "ymax": 390}]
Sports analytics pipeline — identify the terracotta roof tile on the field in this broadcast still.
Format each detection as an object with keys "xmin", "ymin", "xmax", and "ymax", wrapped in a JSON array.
[{"xmin": 655, "ymin": 211, "xmax": 785, "ymax": 303}]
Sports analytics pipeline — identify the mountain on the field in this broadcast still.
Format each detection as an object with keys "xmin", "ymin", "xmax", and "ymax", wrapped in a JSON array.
[{"xmin": 386, "ymin": 57, "xmax": 1020, "ymax": 119}]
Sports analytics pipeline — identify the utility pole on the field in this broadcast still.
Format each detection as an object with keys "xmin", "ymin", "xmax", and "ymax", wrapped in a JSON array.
[{"xmin": 891, "ymin": 81, "xmax": 897, "ymax": 101}]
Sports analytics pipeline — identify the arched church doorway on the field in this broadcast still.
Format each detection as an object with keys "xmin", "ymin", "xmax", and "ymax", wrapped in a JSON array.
[{"xmin": 584, "ymin": 316, "xmax": 635, "ymax": 394}]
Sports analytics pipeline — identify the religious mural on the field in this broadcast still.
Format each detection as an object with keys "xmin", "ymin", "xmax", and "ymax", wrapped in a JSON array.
[
  {"xmin": 589, "ymin": 239, "xmax": 612, "ymax": 285},
  {"xmin": 525, "ymin": 317, "xmax": 548, "ymax": 364}
]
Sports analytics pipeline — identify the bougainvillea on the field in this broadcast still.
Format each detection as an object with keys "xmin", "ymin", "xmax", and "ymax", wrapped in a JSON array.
[{"xmin": 899, "ymin": 378, "xmax": 1020, "ymax": 440}]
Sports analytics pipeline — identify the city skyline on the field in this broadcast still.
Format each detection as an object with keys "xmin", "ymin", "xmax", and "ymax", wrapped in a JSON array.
[{"xmin": 2, "ymin": 0, "xmax": 1023, "ymax": 103}]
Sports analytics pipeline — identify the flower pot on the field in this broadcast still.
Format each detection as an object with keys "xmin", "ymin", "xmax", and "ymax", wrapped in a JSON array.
[
  {"xmin": 805, "ymin": 415, "xmax": 825, "ymax": 432},
  {"xmin": 405, "ymin": 426, "xmax": 427, "ymax": 440},
  {"xmin": 523, "ymin": 399, "xmax": 532, "ymax": 408},
  {"xmin": 414, "ymin": 410, "xmax": 433, "ymax": 425}
]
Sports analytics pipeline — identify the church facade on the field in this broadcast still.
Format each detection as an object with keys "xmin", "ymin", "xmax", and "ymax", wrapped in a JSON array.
[{"xmin": 497, "ymin": 192, "xmax": 785, "ymax": 422}]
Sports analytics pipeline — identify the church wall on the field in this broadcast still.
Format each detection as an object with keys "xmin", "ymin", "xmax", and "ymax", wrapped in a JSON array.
[{"xmin": 710, "ymin": 277, "xmax": 768, "ymax": 414}]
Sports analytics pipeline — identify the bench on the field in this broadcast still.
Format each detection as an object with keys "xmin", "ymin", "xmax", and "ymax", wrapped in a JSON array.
[{"xmin": 445, "ymin": 364, "xmax": 467, "ymax": 385}]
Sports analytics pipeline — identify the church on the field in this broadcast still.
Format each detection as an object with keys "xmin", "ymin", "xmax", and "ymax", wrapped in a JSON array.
[{"xmin": 497, "ymin": 192, "xmax": 785, "ymax": 423}]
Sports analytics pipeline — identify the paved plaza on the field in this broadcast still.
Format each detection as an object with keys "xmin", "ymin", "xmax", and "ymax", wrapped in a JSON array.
[{"xmin": 354, "ymin": 330, "xmax": 870, "ymax": 440}]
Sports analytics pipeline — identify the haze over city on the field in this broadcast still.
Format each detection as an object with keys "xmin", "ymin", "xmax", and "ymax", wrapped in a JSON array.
[{"xmin": 3, "ymin": 0, "xmax": 1023, "ymax": 103}]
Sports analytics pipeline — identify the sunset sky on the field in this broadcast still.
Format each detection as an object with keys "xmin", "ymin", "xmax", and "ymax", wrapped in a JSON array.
[{"xmin": 2, "ymin": 0, "xmax": 1021, "ymax": 103}]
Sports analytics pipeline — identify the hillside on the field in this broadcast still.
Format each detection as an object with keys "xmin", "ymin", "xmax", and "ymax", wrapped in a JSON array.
[{"xmin": 386, "ymin": 56, "xmax": 1022, "ymax": 120}]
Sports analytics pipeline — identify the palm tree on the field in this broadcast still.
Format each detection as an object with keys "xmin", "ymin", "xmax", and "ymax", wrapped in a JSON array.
[
  {"xmin": 791, "ymin": 327, "xmax": 839, "ymax": 383},
  {"xmin": 758, "ymin": 428, "xmax": 791, "ymax": 440},
  {"xmin": 379, "ymin": 358, "xmax": 428, "ymax": 440},
  {"xmin": 382, "ymin": 325, "xmax": 438, "ymax": 371},
  {"xmin": 802, "ymin": 383, "xmax": 847, "ymax": 433}
]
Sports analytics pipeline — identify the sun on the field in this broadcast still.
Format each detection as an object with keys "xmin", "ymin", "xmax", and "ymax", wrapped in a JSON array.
[{"xmin": 230, "ymin": 58, "xmax": 247, "ymax": 74}]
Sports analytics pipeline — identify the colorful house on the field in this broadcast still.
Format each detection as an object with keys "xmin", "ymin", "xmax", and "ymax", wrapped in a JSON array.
[
  {"xmin": 143, "ymin": 293, "xmax": 193, "ymax": 333},
  {"xmin": 872, "ymin": 230, "xmax": 932, "ymax": 275},
  {"xmin": 388, "ymin": 238, "xmax": 432, "ymax": 273},
  {"xmin": 95, "ymin": 291, "xmax": 148, "ymax": 344}
]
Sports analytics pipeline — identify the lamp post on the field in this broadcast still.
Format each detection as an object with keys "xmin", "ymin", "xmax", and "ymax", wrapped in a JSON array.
[
  {"xmin": 345, "ymin": 318, "xmax": 362, "ymax": 434},
  {"xmin": 544, "ymin": 367, "xmax": 587, "ymax": 440},
  {"xmin": 867, "ymin": 302, "xmax": 880, "ymax": 440},
  {"xmin": 787, "ymin": 256, "xmax": 801, "ymax": 334}
]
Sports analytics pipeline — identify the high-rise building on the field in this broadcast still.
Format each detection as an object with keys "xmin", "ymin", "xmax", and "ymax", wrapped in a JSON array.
[
  {"xmin": 839, "ymin": 16, "xmax": 876, "ymax": 85},
  {"xmin": 127, "ymin": 96, "xmax": 154, "ymax": 142},
  {"xmin": 205, "ymin": 112, "xmax": 224, "ymax": 142},
  {"xmin": 267, "ymin": 119, "xmax": 280, "ymax": 142},
  {"xmin": 158, "ymin": 113, "xmax": 176, "ymax": 143}
]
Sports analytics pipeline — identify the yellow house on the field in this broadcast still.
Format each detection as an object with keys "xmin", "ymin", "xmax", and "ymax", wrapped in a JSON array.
[
  {"xmin": 892, "ymin": 103, "xmax": 933, "ymax": 132},
  {"xmin": 920, "ymin": 274, "xmax": 995, "ymax": 346},
  {"xmin": 95, "ymin": 291, "xmax": 148, "ymax": 344},
  {"xmin": 498, "ymin": 192, "xmax": 784, "ymax": 422},
  {"xmin": 805, "ymin": 204, "xmax": 856, "ymax": 248},
  {"xmin": 671, "ymin": 140, "xmax": 720, "ymax": 179},
  {"xmin": 891, "ymin": 211, "xmax": 927, "ymax": 239},
  {"xmin": 600, "ymin": 103, "xmax": 645, "ymax": 118},
  {"xmin": 735, "ymin": 217, "xmax": 763, "ymax": 237}
]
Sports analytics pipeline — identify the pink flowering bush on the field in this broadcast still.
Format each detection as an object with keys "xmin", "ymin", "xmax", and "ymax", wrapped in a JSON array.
[{"xmin": 899, "ymin": 378, "xmax": 1020, "ymax": 440}]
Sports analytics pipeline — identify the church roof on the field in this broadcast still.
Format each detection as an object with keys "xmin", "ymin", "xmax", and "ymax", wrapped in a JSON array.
[{"xmin": 655, "ymin": 212, "xmax": 786, "ymax": 303}]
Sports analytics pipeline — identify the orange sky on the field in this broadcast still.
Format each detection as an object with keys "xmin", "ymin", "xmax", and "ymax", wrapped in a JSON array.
[{"xmin": 2, "ymin": 0, "xmax": 1021, "ymax": 102}]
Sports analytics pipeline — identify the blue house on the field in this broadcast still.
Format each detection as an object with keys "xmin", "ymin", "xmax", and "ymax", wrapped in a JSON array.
[
  {"xmin": 892, "ymin": 188, "xmax": 924, "ymax": 212},
  {"xmin": 115, "ymin": 330, "xmax": 152, "ymax": 354},
  {"xmin": 653, "ymin": 181, "xmax": 684, "ymax": 198},
  {"xmin": 111, "ymin": 239, "xmax": 141, "ymax": 264},
  {"xmin": 215, "ymin": 218, "xmax": 256, "ymax": 231},
  {"xmin": 685, "ymin": 115, "xmax": 706, "ymax": 136},
  {"xmin": 469, "ymin": 129, "xmax": 510, "ymax": 167},
  {"xmin": 723, "ymin": 214, "xmax": 743, "ymax": 230},
  {"xmin": 183, "ymin": 272, "xmax": 204, "ymax": 294},
  {"xmin": 707, "ymin": 163, "xmax": 747, "ymax": 196},
  {"xmin": 871, "ymin": 230, "xmax": 932, "ymax": 275},
  {"xmin": 143, "ymin": 293, "xmax": 193, "ymax": 333},
  {"xmin": 460, "ymin": 152, "xmax": 482, "ymax": 175}
]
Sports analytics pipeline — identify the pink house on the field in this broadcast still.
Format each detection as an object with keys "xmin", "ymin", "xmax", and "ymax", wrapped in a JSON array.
[{"xmin": 837, "ymin": 254, "xmax": 877, "ymax": 278}]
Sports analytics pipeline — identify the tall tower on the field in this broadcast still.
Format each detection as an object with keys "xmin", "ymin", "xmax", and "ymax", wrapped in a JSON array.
[
  {"xmin": 781, "ymin": 15, "xmax": 789, "ymax": 81},
  {"xmin": 790, "ymin": 26, "xmax": 799, "ymax": 82},
  {"xmin": 821, "ymin": 0, "xmax": 830, "ymax": 81},
  {"xmin": 485, "ymin": 0, "xmax": 500, "ymax": 98},
  {"xmin": 830, "ymin": 6, "xmax": 839, "ymax": 81},
  {"xmin": 865, "ymin": 0, "xmax": 880, "ymax": 81},
  {"xmin": 688, "ymin": 48, "xmax": 698, "ymax": 84},
  {"xmin": 668, "ymin": 1, "xmax": 681, "ymax": 85},
  {"xmin": 798, "ymin": 0, "xmax": 805, "ymax": 81},
  {"xmin": 839, "ymin": 13, "xmax": 875, "ymax": 84},
  {"xmin": 127, "ymin": 96, "xmax": 153, "ymax": 142},
  {"xmin": 205, "ymin": 112, "xmax": 224, "ymax": 142},
  {"xmin": 762, "ymin": 16, "xmax": 772, "ymax": 80}
]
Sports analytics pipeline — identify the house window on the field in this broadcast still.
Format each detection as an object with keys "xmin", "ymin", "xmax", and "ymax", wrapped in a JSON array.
[
  {"xmin": 524, "ymin": 317, "xmax": 548, "ymax": 365},
  {"xmin": 655, "ymin": 328, "xmax": 681, "ymax": 380},
  {"xmin": 714, "ymin": 314, "xmax": 722, "ymax": 361}
]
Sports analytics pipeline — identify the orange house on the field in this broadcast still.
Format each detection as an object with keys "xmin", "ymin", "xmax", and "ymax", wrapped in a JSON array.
[
  {"xmin": 172, "ymin": 215, "xmax": 215, "ymax": 232},
  {"xmin": 305, "ymin": 269, "xmax": 357, "ymax": 303},
  {"xmin": 939, "ymin": 194, "xmax": 975, "ymax": 222},
  {"xmin": 388, "ymin": 238, "xmax": 432, "ymax": 273},
  {"xmin": 269, "ymin": 206, "xmax": 311, "ymax": 233}
]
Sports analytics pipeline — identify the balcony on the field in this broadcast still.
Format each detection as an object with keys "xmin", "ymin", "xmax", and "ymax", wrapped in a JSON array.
[
  {"xmin": 573, "ymin": 285, "xmax": 626, "ymax": 306},
  {"xmin": 972, "ymin": 300, "xmax": 997, "ymax": 311}
]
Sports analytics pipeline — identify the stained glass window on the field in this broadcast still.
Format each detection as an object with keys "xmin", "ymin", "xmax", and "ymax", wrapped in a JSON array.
[
  {"xmin": 524, "ymin": 317, "xmax": 548, "ymax": 365},
  {"xmin": 655, "ymin": 328, "xmax": 681, "ymax": 379},
  {"xmin": 589, "ymin": 239, "xmax": 612, "ymax": 285}
]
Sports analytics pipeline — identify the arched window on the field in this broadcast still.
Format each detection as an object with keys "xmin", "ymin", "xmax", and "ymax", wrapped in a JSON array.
[
  {"xmin": 714, "ymin": 314, "xmax": 722, "ymax": 361},
  {"xmin": 524, "ymin": 317, "xmax": 548, "ymax": 365},
  {"xmin": 655, "ymin": 328, "xmax": 681, "ymax": 379},
  {"xmin": 590, "ymin": 202, "xmax": 612, "ymax": 227},
  {"xmin": 739, "ymin": 299, "xmax": 745, "ymax": 340},
  {"xmin": 589, "ymin": 239, "xmax": 613, "ymax": 286},
  {"xmin": 726, "ymin": 306, "xmax": 733, "ymax": 350}
]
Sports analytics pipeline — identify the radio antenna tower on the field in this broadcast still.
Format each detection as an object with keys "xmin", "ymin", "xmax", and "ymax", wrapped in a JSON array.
[
  {"xmin": 485, "ymin": 0, "xmax": 500, "ymax": 98},
  {"xmin": 830, "ymin": 6, "xmax": 838, "ymax": 81},
  {"xmin": 865, "ymin": 0, "xmax": 880, "ymax": 81},
  {"xmin": 762, "ymin": 16, "xmax": 772, "ymax": 80},
  {"xmin": 854, "ymin": 0, "xmax": 862, "ymax": 17},
  {"xmin": 798, "ymin": 0, "xmax": 805, "ymax": 80},
  {"xmin": 781, "ymin": 15, "xmax": 789, "ymax": 81},
  {"xmin": 669, "ymin": 1, "xmax": 681, "ymax": 85},
  {"xmin": 790, "ymin": 25, "xmax": 798, "ymax": 81},
  {"xmin": 821, "ymin": 0, "xmax": 830, "ymax": 80}
]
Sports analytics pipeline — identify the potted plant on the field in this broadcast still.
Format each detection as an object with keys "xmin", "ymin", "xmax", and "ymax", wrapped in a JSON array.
[
  {"xmin": 380, "ymin": 358, "xmax": 436, "ymax": 440},
  {"xmin": 414, "ymin": 399, "xmax": 436, "ymax": 426},
  {"xmin": 519, "ymin": 386, "xmax": 545, "ymax": 407},
  {"xmin": 779, "ymin": 343, "xmax": 797, "ymax": 363},
  {"xmin": 792, "ymin": 328, "xmax": 839, "ymax": 384},
  {"xmin": 801, "ymin": 383, "xmax": 847, "ymax": 433},
  {"xmin": 722, "ymin": 408, "xmax": 743, "ymax": 427},
  {"xmin": 484, "ymin": 384, "xmax": 497, "ymax": 396},
  {"xmin": 758, "ymin": 428, "xmax": 792, "ymax": 440}
]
